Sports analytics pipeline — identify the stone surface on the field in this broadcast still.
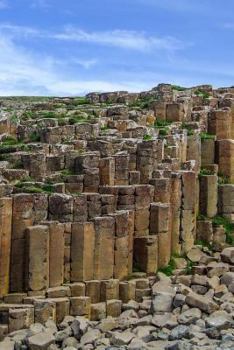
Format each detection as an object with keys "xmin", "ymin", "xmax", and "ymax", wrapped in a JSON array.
[{"xmin": 0, "ymin": 84, "xmax": 233, "ymax": 350}]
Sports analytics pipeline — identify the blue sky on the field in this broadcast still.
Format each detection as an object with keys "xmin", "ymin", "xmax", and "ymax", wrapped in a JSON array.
[{"xmin": 0, "ymin": 0, "xmax": 233, "ymax": 96}]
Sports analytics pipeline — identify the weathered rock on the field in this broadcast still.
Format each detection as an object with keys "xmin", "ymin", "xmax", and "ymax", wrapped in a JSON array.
[
  {"xmin": 152, "ymin": 282, "xmax": 176, "ymax": 313},
  {"xmin": 27, "ymin": 331, "xmax": 55, "ymax": 350},
  {"xmin": 221, "ymin": 247, "xmax": 234, "ymax": 264},
  {"xmin": 111, "ymin": 331, "xmax": 135, "ymax": 346},
  {"xmin": 205, "ymin": 311, "xmax": 233, "ymax": 330},
  {"xmin": 186, "ymin": 292, "xmax": 219, "ymax": 314}
]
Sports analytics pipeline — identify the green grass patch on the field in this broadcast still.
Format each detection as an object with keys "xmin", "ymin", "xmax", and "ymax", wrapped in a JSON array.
[
  {"xmin": 40, "ymin": 111, "xmax": 58, "ymax": 119},
  {"xmin": 22, "ymin": 111, "xmax": 34, "ymax": 120},
  {"xmin": 159, "ymin": 127, "xmax": 169, "ymax": 136},
  {"xmin": 1, "ymin": 136, "xmax": 18, "ymax": 146},
  {"xmin": 212, "ymin": 216, "xmax": 234, "ymax": 245},
  {"xmin": 9, "ymin": 114, "xmax": 19, "ymax": 125},
  {"xmin": 154, "ymin": 119, "xmax": 171, "ymax": 128},
  {"xmin": 197, "ymin": 213, "xmax": 207, "ymax": 221},
  {"xmin": 129, "ymin": 95, "xmax": 157, "ymax": 109},
  {"xmin": 195, "ymin": 239, "xmax": 213, "ymax": 251},
  {"xmin": 200, "ymin": 132, "xmax": 216, "ymax": 140},
  {"xmin": 158, "ymin": 258, "xmax": 176, "ymax": 276},
  {"xmin": 72, "ymin": 97, "xmax": 90, "ymax": 106},
  {"xmin": 218, "ymin": 173, "xmax": 232, "ymax": 185},
  {"xmin": 29, "ymin": 131, "xmax": 40, "ymax": 142},
  {"xmin": 185, "ymin": 260, "xmax": 195, "ymax": 275},
  {"xmin": 181, "ymin": 123, "xmax": 194, "ymax": 136},
  {"xmin": 194, "ymin": 89, "xmax": 211, "ymax": 99},
  {"xmin": 69, "ymin": 116, "xmax": 88, "ymax": 125},
  {"xmin": 199, "ymin": 168, "xmax": 215, "ymax": 176},
  {"xmin": 15, "ymin": 181, "xmax": 55, "ymax": 194},
  {"xmin": 143, "ymin": 134, "xmax": 153, "ymax": 141},
  {"xmin": 172, "ymin": 85, "xmax": 186, "ymax": 91}
]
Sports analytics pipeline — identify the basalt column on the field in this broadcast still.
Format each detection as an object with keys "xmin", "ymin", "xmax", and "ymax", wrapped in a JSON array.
[
  {"xmin": 180, "ymin": 171, "xmax": 197, "ymax": 253},
  {"xmin": 10, "ymin": 194, "xmax": 48, "ymax": 292},
  {"xmin": 0, "ymin": 198, "xmax": 13, "ymax": 297},
  {"xmin": 25, "ymin": 225, "xmax": 49, "ymax": 292}
]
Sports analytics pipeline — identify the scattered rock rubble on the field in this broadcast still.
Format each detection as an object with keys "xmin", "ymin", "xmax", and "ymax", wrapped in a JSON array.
[
  {"xmin": 0, "ymin": 83, "xmax": 233, "ymax": 349},
  {"xmin": 2, "ymin": 247, "xmax": 234, "ymax": 350}
]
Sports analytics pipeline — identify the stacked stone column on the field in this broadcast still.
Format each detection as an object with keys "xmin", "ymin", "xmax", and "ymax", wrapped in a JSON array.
[{"xmin": 0, "ymin": 198, "xmax": 12, "ymax": 297}]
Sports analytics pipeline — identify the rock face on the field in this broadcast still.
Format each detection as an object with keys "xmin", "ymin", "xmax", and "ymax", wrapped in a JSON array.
[{"xmin": 0, "ymin": 84, "xmax": 234, "ymax": 349}]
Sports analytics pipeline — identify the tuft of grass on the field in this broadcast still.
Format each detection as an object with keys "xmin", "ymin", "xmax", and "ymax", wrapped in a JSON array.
[
  {"xmin": 194, "ymin": 89, "xmax": 210, "ymax": 99},
  {"xmin": 101, "ymin": 125, "xmax": 109, "ymax": 131},
  {"xmin": 72, "ymin": 97, "xmax": 90, "ymax": 106},
  {"xmin": 195, "ymin": 239, "xmax": 213, "ymax": 251},
  {"xmin": 154, "ymin": 119, "xmax": 171, "ymax": 128},
  {"xmin": 181, "ymin": 123, "xmax": 194, "ymax": 136},
  {"xmin": 15, "ymin": 181, "xmax": 55, "ymax": 194},
  {"xmin": 158, "ymin": 258, "xmax": 176, "ymax": 276},
  {"xmin": 9, "ymin": 114, "xmax": 19, "ymax": 125},
  {"xmin": 212, "ymin": 216, "xmax": 234, "ymax": 245},
  {"xmin": 60, "ymin": 169, "xmax": 75, "ymax": 176},
  {"xmin": 69, "ymin": 116, "xmax": 88, "ymax": 125},
  {"xmin": 13, "ymin": 160, "xmax": 23, "ymax": 169},
  {"xmin": 200, "ymin": 132, "xmax": 216, "ymax": 140},
  {"xmin": 143, "ymin": 134, "xmax": 153, "ymax": 141},
  {"xmin": 172, "ymin": 85, "xmax": 186, "ymax": 92},
  {"xmin": 42, "ymin": 183, "xmax": 55, "ymax": 193},
  {"xmin": 218, "ymin": 173, "xmax": 231, "ymax": 185},
  {"xmin": 129, "ymin": 96, "xmax": 157, "ymax": 109},
  {"xmin": 22, "ymin": 111, "xmax": 34, "ymax": 120},
  {"xmin": 29, "ymin": 131, "xmax": 40, "ymax": 142},
  {"xmin": 159, "ymin": 127, "xmax": 169, "ymax": 136},
  {"xmin": 199, "ymin": 168, "xmax": 215, "ymax": 176},
  {"xmin": 40, "ymin": 111, "xmax": 57, "ymax": 119},
  {"xmin": 185, "ymin": 260, "xmax": 195, "ymax": 275},
  {"xmin": 197, "ymin": 213, "xmax": 207, "ymax": 221}
]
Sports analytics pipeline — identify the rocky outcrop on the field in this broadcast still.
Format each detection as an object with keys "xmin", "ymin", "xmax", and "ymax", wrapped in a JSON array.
[{"xmin": 0, "ymin": 83, "xmax": 233, "ymax": 349}]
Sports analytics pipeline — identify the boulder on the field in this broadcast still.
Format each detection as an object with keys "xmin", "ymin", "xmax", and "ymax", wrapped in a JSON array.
[
  {"xmin": 186, "ymin": 292, "xmax": 219, "ymax": 314},
  {"xmin": 28, "ymin": 331, "xmax": 55, "ymax": 350},
  {"xmin": 221, "ymin": 247, "xmax": 234, "ymax": 264}
]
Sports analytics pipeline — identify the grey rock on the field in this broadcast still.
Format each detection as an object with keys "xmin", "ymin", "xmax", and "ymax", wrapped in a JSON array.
[
  {"xmin": 178, "ymin": 308, "xmax": 202, "ymax": 325},
  {"xmin": 205, "ymin": 311, "xmax": 233, "ymax": 329},
  {"xmin": 111, "ymin": 331, "xmax": 135, "ymax": 346},
  {"xmin": 55, "ymin": 327, "xmax": 72, "ymax": 343},
  {"xmin": 221, "ymin": 247, "xmax": 234, "ymax": 264},
  {"xmin": 62, "ymin": 336, "xmax": 79, "ymax": 349},
  {"xmin": 80, "ymin": 329, "xmax": 101, "ymax": 345},
  {"xmin": 27, "ymin": 331, "xmax": 55, "ymax": 349},
  {"xmin": 169, "ymin": 325, "xmax": 189, "ymax": 340},
  {"xmin": 173, "ymin": 294, "xmax": 186, "ymax": 308}
]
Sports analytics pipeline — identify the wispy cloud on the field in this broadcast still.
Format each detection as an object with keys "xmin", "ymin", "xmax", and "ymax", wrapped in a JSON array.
[
  {"xmin": 0, "ymin": 0, "xmax": 8, "ymax": 9},
  {"xmin": 53, "ymin": 27, "xmax": 184, "ymax": 52},
  {"xmin": 0, "ymin": 24, "xmax": 40, "ymax": 37},
  {"xmin": 0, "ymin": 23, "xmax": 185, "ymax": 52},
  {"xmin": 0, "ymin": 34, "xmax": 151, "ymax": 96},
  {"xmin": 71, "ymin": 59, "xmax": 98, "ymax": 69}
]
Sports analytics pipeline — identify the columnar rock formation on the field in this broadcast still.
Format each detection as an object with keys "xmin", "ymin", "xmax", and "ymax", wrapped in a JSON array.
[{"xmin": 0, "ymin": 84, "xmax": 233, "ymax": 348}]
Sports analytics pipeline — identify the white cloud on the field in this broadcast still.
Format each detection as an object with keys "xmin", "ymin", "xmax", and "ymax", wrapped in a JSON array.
[
  {"xmin": 53, "ymin": 27, "xmax": 184, "ymax": 52},
  {"xmin": 0, "ymin": 23, "xmax": 41, "ymax": 37},
  {"xmin": 0, "ymin": 34, "xmax": 151, "ymax": 96},
  {"xmin": 71, "ymin": 59, "xmax": 98, "ymax": 69},
  {"xmin": 0, "ymin": 23, "xmax": 185, "ymax": 52}
]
